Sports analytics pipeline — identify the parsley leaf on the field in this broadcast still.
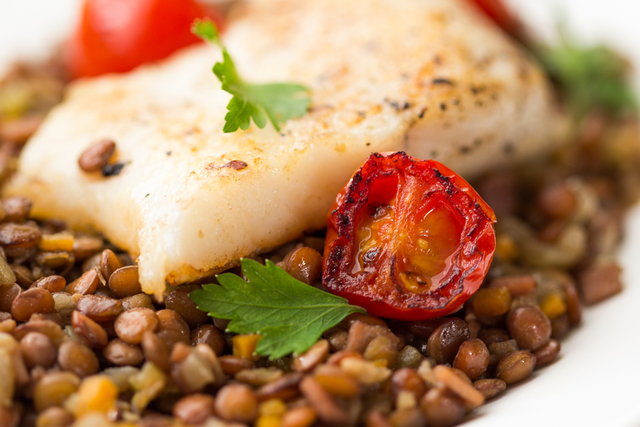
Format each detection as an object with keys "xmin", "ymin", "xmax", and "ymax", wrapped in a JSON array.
[
  {"xmin": 192, "ymin": 19, "xmax": 311, "ymax": 133},
  {"xmin": 535, "ymin": 30, "xmax": 638, "ymax": 119},
  {"xmin": 189, "ymin": 259, "xmax": 365, "ymax": 359}
]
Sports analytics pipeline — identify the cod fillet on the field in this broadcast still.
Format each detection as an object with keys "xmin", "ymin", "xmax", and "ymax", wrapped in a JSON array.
[{"xmin": 6, "ymin": 0, "xmax": 566, "ymax": 296}]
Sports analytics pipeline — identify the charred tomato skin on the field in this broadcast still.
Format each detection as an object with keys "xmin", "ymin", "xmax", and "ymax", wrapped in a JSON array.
[{"xmin": 323, "ymin": 152, "xmax": 496, "ymax": 321}]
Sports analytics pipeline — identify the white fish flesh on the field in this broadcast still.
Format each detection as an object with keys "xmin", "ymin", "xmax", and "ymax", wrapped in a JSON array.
[{"xmin": 5, "ymin": 0, "xmax": 566, "ymax": 297}]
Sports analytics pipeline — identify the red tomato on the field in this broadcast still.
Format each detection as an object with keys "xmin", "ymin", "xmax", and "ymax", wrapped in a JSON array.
[
  {"xmin": 466, "ymin": 0, "xmax": 522, "ymax": 39},
  {"xmin": 67, "ymin": 0, "xmax": 223, "ymax": 78},
  {"xmin": 322, "ymin": 152, "xmax": 496, "ymax": 321}
]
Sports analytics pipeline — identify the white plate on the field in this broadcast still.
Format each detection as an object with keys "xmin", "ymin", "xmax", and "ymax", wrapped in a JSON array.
[{"xmin": 1, "ymin": 2, "xmax": 639, "ymax": 427}]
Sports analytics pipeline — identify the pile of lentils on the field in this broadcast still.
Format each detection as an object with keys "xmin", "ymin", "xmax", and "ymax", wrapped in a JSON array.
[{"xmin": 1, "ymin": 59, "xmax": 639, "ymax": 427}]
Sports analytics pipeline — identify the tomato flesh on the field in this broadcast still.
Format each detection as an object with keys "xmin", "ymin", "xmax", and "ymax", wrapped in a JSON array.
[
  {"xmin": 67, "ymin": 0, "xmax": 223, "ymax": 78},
  {"xmin": 465, "ymin": 0, "xmax": 522, "ymax": 39},
  {"xmin": 323, "ymin": 152, "xmax": 496, "ymax": 321}
]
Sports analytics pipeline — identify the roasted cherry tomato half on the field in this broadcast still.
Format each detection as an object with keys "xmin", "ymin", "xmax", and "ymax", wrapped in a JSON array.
[
  {"xmin": 466, "ymin": 0, "xmax": 522, "ymax": 39},
  {"xmin": 67, "ymin": 0, "xmax": 223, "ymax": 78},
  {"xmin": 323, "ymin": 152, "xmax": 496, "ymax": 321}
]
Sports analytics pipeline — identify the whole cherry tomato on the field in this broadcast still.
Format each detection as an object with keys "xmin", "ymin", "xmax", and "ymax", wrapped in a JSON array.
[
  {"xmin": 466, "ymin": 0, "xmax": 522, "ymax": 39},
  {"xmin": 67, "ymin": 0, "xmax": 223, "ymax": 78},
  {"xmin": 323, "ymin": 152, "xmax": 496, "ymax": 321}
]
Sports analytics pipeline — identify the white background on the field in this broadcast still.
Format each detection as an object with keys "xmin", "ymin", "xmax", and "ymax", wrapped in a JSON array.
[{"xmin": 1, "ymin": 1, "xmax": 639, "ymax": 426}]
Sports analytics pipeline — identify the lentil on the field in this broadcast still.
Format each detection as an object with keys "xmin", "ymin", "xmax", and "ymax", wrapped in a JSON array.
[
  {"xmin": 496, "ymin": 350, "xmax": 536, "ymax": 384},
  {"xmin": 0, "ymin": 256, "xmax": 16, "ymax": 286},
  {"xmin": 256, "ymin": 372, "xmax": 303, "ymax": 402},
  {"xmin": 421, "ymin": 388, "xmax": 466, "ymax": 427},
  {"xmin": 314, "ymin": 364, "xmax": 361, "ymax": 398},
  {"xmin": 389, "ymin": 407, "xmax": 426, "ymax": 427},
  {"xmin": 215, "ymin": 383, "xmax": 258, "ymax": 423},
  {"xmin": 285, "ymin": 246, "xmax": 323, "ymax": 285},
  {"xmin": 579, "ymin": 260, "xmax": 622, "ymax": 304},
  {"xmin": 155, "ymin": 308, "xmax": 190, "ymax": 347},
  {"xmin": 300, "ymin": 375, "xmax": 349, "ymax": 426},
  {"xmin": 489, "ymin": 275, "xmax": 536, "ymax": 296},
  {"xmin": 98, "ymin": 249, "xmax": 121, "ymax": 282},
  {"xmin": 66, "ymin": 269, "xmax": 99, "ymax": 296},
  {"xmin": 173, "ymin": 394, "xmax": 216, "ymax": 425},
  {"xmin": 366, "ymin": 411, "xmax": 394, "ymax": 427},
  {"xmin": 488, "ymin": 339, "xmax": 519, "ymax": 365},
  {"xmin": 0, "ymin": 283, "xmax": 20, "ymax": 312},
  {"xmin": 141, "ymin": 331, "xmax": 170, "ymax": 371},
  {"xmin": 396, "ymin": 345, "xmax": 422, "ymax": 369},
  {"xmin": 293, "ymin": 339, "xmax": 329, "ymax": 372},
  {"xmin": 33, "ymin": 372, "xmax": 80, "ymax": 412},
  {"xmin": 78, "ymin": 139, "xmax": 116, "ymax": 173},
  {"xmin": 35, "ymin": 406, "xmax": 74, "ymax": 427},
  {"xmin": 190, "ymin": 324, "xmax": 224, "ymax": 356},
  {"xmin": 507, "ymin": 306, "xmax": 551, "ymax": 351},
  {"xmin": 473, "ymin": 378, "xmax": 507, "ymax": 400},
  {"xmin": 57, "ymin": 339, "xmax": 99, "ymax": 377},
  {"xmin": 32, "ymin": 275, "xmax": 65, "ymax": 292},
  {"xmin": 13, "ymin": 319, "xmax": 65, "ymax": 346},
  {"xmin": 326, "ymin": 328, "xmax": 348, "ymax": 352},
  {"xmin": 427, "ymin": 318, "xmax": 469, "ymax": 364},
  {"xmin": 71, "ymin": 310, "xmax": 108, "ymax": 348},
  {"xmin": 102, "ymin": 338, "xmax": 144, "ymax": 366},
  {"xmin": 72, "ymin": 235, "xmax": 103, "ymax": 261},
  {"xmin": 281, "ymin": 406, "xmax": 317, "ymax": 427},
  {"xmin": 533, "ymin": 339, "xmax": 561, "ymax": 367},
  {"xmin": 391, "ymin": 368, "xmax": 427, "ymax": 402},
  {"xmin": 219, "ymin": 354, "xmax": 255, "ymax": 375},
  {"xmin": 108, "ymin": 265, "xmax": 141, "ymax": 298},
  {"xmin": 121, "ymin": 292, "xmax": 154, "ymax": 311},
  {"xmin": 164, "ymin": 290, "xmax": 208, "ymax": 328},
  {"xmin": 19, "ymin": 331, "xmax": 56, "ymax": 368},
  {"xmin": 75, "ymin": 294, "xmax": 122, "ymax": 321},
  {"xmin": 453, "ymin": 338, "xmax": 490, "ymax": 380},
  {"xmin": 12, "ymin": 264, "xmax": 34, "ymax": 288},
  {"xmin": 114, "ymin": 307, "xmax": 158, "ymax": 344},
  {"xmin": 236, "ymin": 367, "xmax": 284, "ymax": 386},
  {"xmin": 11, "ymin": 287, "xmax": 55, "ymax": 322},
  {"xmin": 0, "ymin": 221, "xmax": 41, "ymax": 249}
]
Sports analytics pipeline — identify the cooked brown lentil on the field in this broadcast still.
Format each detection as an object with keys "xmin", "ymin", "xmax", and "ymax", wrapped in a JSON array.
[
  {"xmin": 31, "ymin": 275, "xmax": 66, "ymax": 293},
  {"xmin": 190, "ymin": 324, "xmax": 225, "ymax": 356},
  {"xmin": 66, "ymin": 268, "xmax": 99, "ymax": 296},
  {"xmin": 71, "ymin": 310, "xmax": 108, "ymax": 349},
  {"xmin": 78, "ymin": 139, "xmax": 116, "ymax": 173},
  {"xmin": 102, "ymin": 338, "xmax": 144, "ymax": 367},
  {"xmin": 496, "ymin": 350, "xmax": 537, "ymax": 384},
  {"xmin": 11, "ymin": 287, "xmax": 55, "ymax": 322},
  {"xmin": 108, "ymin": 265, "xmax": 141, "ymax": 297},
  {"xmin": 215, "ymin": 383, "xmax": 258, "ymax": 423},
  {"xmin": 0, "ymin": 67, "xmax": 637, "ymax": 427}
]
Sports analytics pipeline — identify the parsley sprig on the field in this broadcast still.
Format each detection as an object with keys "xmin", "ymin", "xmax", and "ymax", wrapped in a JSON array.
[
  {"xmin": 535, "ymin": 30, "xmax": 638, "ymax": 119},
  {"xmin": 192, "ymin": 19, "xmax": 311, "ymax": 133},
  {"xmin": 189, "ymin": 259, "xmax": 365, "ymax": 359}
]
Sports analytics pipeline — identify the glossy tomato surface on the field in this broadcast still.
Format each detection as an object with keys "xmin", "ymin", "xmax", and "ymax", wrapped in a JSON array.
[
  {"xmin": 323, "ymin": 152, "xmax": 496, "ymax": 321},
  {"xmin": 67, "ymin": 0, "xmax": 223, "ymax": 78},
  {"xmin": 466, "ymin": 0, "xmax": 522, "ymax": 39}
]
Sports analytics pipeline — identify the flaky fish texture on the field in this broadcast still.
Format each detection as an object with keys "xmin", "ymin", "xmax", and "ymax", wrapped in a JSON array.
[{"xmin": 6, "ymin": 0, "xmax": 566, "ymax": 296}]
